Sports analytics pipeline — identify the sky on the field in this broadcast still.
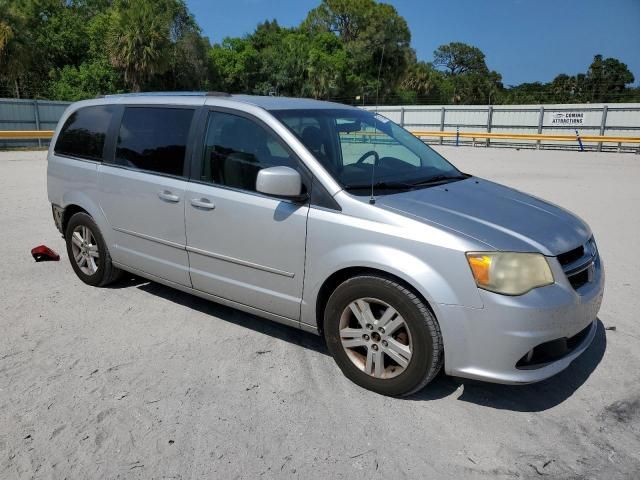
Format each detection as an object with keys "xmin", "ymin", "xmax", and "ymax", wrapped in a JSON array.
[{"xmin": 186, "ymin": 0, "xmax": 640, "ymax": 86}]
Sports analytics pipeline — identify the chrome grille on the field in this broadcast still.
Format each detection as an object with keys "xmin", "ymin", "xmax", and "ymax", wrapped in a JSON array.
[{"xmin": 559, "ymin": 238, "xmax": 597, "ymax": 291}]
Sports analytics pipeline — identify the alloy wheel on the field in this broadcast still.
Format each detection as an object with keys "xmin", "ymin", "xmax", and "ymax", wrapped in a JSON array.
[
  {"xmin": 339, "ymin": 297, "xmax": 413, "ymax": 379},
  {"xmin": 70, "ymin": 225, "xmax": 100, "ymax": 276}
]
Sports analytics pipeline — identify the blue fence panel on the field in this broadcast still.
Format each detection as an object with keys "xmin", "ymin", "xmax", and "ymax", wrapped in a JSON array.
[{"xmin": 0, "ymin": 98, "xmax": 71, "ymax": 148}]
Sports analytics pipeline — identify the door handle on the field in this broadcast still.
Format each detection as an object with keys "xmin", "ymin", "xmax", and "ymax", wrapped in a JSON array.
[
  {"xmin": 158, "ymin": 190, "xmax": 180, "ymax": 203},
  {"xmin": 190, "ymin": 198, "xmax": 216, "ymax": 210}
]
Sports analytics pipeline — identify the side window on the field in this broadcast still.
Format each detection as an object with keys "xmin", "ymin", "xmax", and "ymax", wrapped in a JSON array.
[
  {"xmin": 200, "ymin": 111, "xmax": 298, "ymax": 191},
  {"xmin": 115, "ymin": 107, "xmax": 194, "ymax": 177},
  {"xmin": 54, "ymin": 105, "xmax": 115, "ymax": 161}
]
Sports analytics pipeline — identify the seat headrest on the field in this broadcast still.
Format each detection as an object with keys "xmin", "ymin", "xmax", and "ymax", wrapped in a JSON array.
[{"xmin": 301, "ymin": 126, "xmax": 324, "ymax": 152}]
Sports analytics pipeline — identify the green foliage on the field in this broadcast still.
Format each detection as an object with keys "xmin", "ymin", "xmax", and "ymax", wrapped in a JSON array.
[
  {"xmin": 208, "ymin": 37, "xmax": 260, "ymax": 92},
  {"xmin": 0, "ymin": 0, "xmax": 637, "ymax": 104},
  {"xmin": 303, "ymin": 0, "xmax": 413, "ymax": 101},
  {"xmin": 0, "ymin": 0, "xmax": 35, "ymax": 97},
  {"xmin": 433, "ymin": 42, "xmax": 488, "ymax": 76},
  {"xmin": 504, "ymin": 55, "xmax": 636, "ymax": 104},
  {"xmin": 48, "ymin": 59, "xmax": 122, "ymax": 101}
]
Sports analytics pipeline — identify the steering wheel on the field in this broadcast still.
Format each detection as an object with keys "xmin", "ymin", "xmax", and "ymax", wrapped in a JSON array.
[{"xmin": 355, "ymin": 150, "xmax": 380, "ymax": 165}]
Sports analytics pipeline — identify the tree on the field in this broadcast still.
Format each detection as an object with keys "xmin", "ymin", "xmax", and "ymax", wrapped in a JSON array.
[
  {"xmin": 302, "ymin": 0, "xmax": 414, "ymax": 102},
  {"xmin": 585, "ymin": 54, "xmax": 634, "ymax": 102},
  {"xmin": 0, "ymin": 1, "xmax": 33, "ymax": 97},
  {"xmin": 306, "ymin": 32, "xmax": 347, "ymax": 98},
  {"xmin": 449, "ymin": 70, "xmax": 502, "ymax": 104},
  {"xmin": 1, "ymin": 0, "xmax": 638, "ymax": 106},
  {"xmin": 107, "ymin": 0, "xmax": 172, "ymax": 91},
  {"xmin": 250, "ymin": 24, "xmax": 310, "ymax": 96},
  {"xmin": 400, "ymin": 61, "xmax": 444, "ymax": 103},
  {"xmin": 431, "ymin": 42, "xmax": 501, "ymax": 104},
  {"xmin": 208, "ymin": 37, "xmax": 259, "ymax": 93},
  {"xmin": 167, "ymin": 30, "xmax": 211, "ymax": 90},
  {"xmin": 0, "ymin": 15, "xmax": 13, "ymax": 54},
  {"xmin": 48, "ymin": 59, "xmax": 122, "ymax": 100},
  {"xmin": 302, "ymin": 0, "xmax": 370, "ymax": 42},
  {"xmin": 504, "ymin": 82, "xmax": 549, "ymax": 104},
  {"xmin": 433, "ymin": 42, "xmax": 488, "ymax": 76}
]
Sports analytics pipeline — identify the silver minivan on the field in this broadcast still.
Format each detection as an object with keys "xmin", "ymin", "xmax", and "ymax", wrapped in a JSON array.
[{"xmin": 47, "ymin": 92, "xmax": 604, "ymax": 396}]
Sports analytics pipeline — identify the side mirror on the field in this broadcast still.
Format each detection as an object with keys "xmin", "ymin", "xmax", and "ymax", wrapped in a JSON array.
[{"xmin": 256, "ymin": 166, "xmax": 304, "ymax": 200}]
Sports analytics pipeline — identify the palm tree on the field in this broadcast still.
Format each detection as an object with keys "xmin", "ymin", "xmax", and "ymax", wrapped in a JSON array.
[
  {"xmin": 401, "ymin": 62, "xmax": 438, "ymax": 96},
  {"xmin": 108, "ymin": 0, "xmax": 172, "ymax": 91},
  {"xmin": 0, "ymin": 5, "xmax": 30, "ymax": 98},
  {"xmin": 0, "ymin": 20, "xmax": 12, "ymax": 54}
]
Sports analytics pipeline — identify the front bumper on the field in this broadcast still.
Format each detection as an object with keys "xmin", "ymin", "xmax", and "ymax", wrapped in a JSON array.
[{"xmin": 436, "ymin": 254, "xmax": 604, "ymax": 384}]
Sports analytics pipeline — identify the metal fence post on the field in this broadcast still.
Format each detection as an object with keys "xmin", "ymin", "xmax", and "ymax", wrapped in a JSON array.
[
  {"xmin": 598, "ymin": 105, "xmax": 608, "ymax": 152},
  {"xmin": 575, "ymin": 129, "xmax": 584, "ymax": 151},
  {"xmin": 439, "ymin": 107, "xmax": 445, "ymax": 145},
  {"xmin": 486, "ymin": 106, "xmax": 493, "ymax": 148},
  {"xmin": 536, "ymin": 106, "xmax": 544, "ymax": 150},
  {"xmin": 33, "ymin": 99, "xmax": 42, "ymax": 148},
  {"xmin": 399, "ymin": 107, "xmax": 405, "ymax": 127}
]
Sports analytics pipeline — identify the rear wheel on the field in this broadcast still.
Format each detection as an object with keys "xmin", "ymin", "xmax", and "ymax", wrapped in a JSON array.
[
  {"xmin": 65, "ymin": 212, "xmax": 120, "ymax": 287},
  {"xmin": 324, "ymin": 275, "xmax": 443, "ymax": 396}
]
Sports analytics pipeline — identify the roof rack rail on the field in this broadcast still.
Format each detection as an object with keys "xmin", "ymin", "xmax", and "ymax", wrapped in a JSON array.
[{"xmin": 104, "ymin": 91, "xmax": 214, "ymax": 98}]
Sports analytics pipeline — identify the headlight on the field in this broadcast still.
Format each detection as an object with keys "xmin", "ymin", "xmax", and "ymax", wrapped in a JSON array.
[{"xmin": 466, "ymin": 252, "xmax": 554, "ymax": 295}]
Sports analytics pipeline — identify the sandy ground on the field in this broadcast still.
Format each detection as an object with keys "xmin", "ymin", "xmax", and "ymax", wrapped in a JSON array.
[{"xmin": 1, "ymin": 147, "xmax": 639, "ymax": 479}]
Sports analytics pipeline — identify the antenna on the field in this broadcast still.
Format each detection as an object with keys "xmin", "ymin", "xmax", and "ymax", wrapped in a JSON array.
[{"xmin": 369, "ymin": 44, "xmax": 385, "ymax": 205}]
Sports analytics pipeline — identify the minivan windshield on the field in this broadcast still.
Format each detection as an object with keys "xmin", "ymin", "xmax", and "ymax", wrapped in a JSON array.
[{"xmin": 271, "ymin": 108, "xmax": 465, "ymax": 194}]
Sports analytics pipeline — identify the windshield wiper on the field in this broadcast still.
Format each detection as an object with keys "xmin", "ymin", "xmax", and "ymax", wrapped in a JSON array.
[
  {"xmin": 343, "ymin": 181, "xmax": 415, "ymax": 191},
  {"xmin": 343, "ymin": 174, "xmax": 470, "ymax": 192},
  {"xmin": 410, "ymin": 173, "xmax": 470, "ymax": 187}
]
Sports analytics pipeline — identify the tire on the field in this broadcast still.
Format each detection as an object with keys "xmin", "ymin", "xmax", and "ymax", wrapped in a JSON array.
[
  {"xmin": 324, "ymin": 275, "xmax": 443, "ymax": 397},
  {"xmin": 65, "ymin": 212, "xmax": 121, "ymax": 287}
]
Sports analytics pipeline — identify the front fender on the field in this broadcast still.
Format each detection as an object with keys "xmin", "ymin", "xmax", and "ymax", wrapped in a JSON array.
[{"xmin": 301, "ymin": 241, "xmax": 483, "ymax": 329}]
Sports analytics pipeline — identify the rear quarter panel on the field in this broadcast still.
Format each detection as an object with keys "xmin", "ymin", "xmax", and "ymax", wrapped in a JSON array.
[{"xmin": 47, "ymin": 101, "xmax": 114, "ymax": 243}]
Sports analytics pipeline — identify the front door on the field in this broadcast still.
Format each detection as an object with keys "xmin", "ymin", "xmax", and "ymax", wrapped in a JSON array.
[
  {"xmin": 185, "ymin": 110, "xmax": 309, "ymax": 320},
  {"xmin": 98, "ymin": 106, "xmax": 196, "ymax": 286}
]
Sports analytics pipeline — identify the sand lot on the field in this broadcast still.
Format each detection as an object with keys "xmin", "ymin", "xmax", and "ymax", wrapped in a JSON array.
[{"xmin": 1, "ymin": 146, "xmax": 639, "ymax": 479}]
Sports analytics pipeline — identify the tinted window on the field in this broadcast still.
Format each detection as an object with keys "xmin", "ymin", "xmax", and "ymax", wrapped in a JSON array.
[
  {"xmin": 201, "ymin": 111, "xmax": 297, "ymax": 191},
  {"xmin": 115, "ymin": 107, "xmax": 194, "ymax": 177},
  {"xmin": 54, "ymin": 106, "xmax": 114, "ymax": 161}
]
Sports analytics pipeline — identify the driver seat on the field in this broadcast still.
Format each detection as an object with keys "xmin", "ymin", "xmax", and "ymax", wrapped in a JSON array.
[{"xmin": 301, "ymin": 126, "xmax": 329, "ymax": 165}]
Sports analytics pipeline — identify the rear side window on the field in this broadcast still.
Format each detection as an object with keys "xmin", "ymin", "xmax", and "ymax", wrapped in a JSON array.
[
  {"xmin": 115, "ymin": 107, "xmax": 194, "ymax": 177},
  {"xmin": 54, "ymin": 105, "xmax": 115, "ymax": 161}
]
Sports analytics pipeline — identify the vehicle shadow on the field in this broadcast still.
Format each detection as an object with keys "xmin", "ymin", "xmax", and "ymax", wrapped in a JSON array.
[
  {"xmin": 410, "ymin": 319, "xmax": 608, "ymax": 412},
  {"xmin": 113, "ymin": 274, "xmax": 328, "ymax": 356},
  {"xmin": 114, "ymin": 275, "xmax": 606, "ymax": 410}
]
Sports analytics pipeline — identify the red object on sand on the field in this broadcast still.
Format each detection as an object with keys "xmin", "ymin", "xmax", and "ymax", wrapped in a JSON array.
[{"xmin": 31, "ymin": 245, "xmax": 60, "ymax": 262}]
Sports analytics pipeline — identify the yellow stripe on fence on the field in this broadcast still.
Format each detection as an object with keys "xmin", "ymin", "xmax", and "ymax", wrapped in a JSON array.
[
  {"xmin": 409, "ymin": 130, "xmax": 640, "ymax": 143},
  {"xmin": 0, "ymin": 130, "xmax": 54, "ymax": 139},
  {"xmin": 1, "ymin": 129, "xmax": 639, "ymax": 144}
]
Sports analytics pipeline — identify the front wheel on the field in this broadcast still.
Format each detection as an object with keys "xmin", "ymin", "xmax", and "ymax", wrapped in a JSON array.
[{"xmin": 324, "ymin": 275, "xmax": 443, "ymax": 396}]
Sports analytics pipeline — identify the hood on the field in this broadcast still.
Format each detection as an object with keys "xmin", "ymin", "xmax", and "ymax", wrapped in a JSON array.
[{"xmin": 374, "ymin": 178, "xmax": 591, "ymax": 256}]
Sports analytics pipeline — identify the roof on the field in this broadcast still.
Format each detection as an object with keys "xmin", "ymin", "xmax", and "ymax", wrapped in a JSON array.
[
  {"xmin": 231, "ymin": 95, "xmax": 354, "ymax": 111},
  {"xmin": 103, "ymin": 92, "xmax": 355, "ymax": 111}
]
